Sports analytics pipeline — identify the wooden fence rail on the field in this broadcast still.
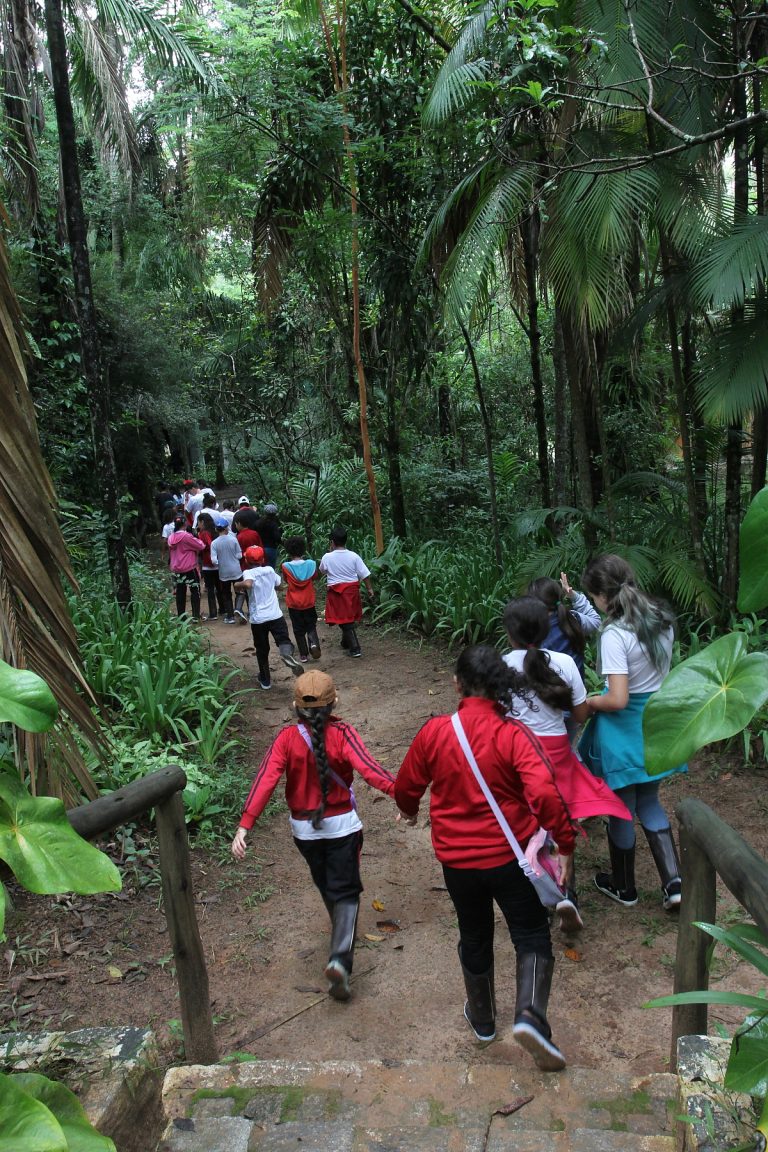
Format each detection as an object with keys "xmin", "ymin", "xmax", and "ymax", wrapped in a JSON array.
[
  {"xmin": 67, "ymin": 765, "xmax": 217, "ymax": 1065},
  {"xmin": 669, "ymin": 796, "xmax": 768, "ymax": 1069}
]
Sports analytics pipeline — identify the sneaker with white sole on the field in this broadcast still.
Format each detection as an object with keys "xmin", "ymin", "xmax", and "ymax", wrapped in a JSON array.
[
  {"xmin": 280, "ymin": 650, "xmax": 305, "ymax": 676},
  {"xmin": 556, "ymin": 897, "xmax": 584, "ymax": 934},
  {"xmin": 258, "ymin": 677, "xmax": 272, "ymax": 690}
]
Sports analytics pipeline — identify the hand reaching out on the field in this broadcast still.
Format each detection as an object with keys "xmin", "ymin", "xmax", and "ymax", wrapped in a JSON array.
[{"xmin": 559, "ymin": 572, "xmax": 573, "ymax": 598}]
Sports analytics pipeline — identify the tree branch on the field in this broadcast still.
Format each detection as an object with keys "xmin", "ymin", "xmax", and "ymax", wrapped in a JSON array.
[{"xmin": 389, "ymin": 0, "xmax": 451, "ymax": 53}]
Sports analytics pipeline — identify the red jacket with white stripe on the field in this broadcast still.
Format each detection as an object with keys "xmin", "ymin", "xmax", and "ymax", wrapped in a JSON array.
[
  {"xmin": 239, "ymin": 720, "xmax": 395, "ymax": 828},
  {"xmin": 395, "ymin": 696, "xmax": 576, "ymax": 869}
]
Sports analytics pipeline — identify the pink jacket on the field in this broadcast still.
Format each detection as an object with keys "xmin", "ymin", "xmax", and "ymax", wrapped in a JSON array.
[{"xmin": 168, "ymin": 530, "xmax": 204, "ymax": 573}]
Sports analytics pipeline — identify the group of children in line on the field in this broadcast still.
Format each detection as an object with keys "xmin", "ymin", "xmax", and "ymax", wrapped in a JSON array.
[
  {"xmin": 231, "ymin": 554, "xmax": 686, "ymax": 1074},
  {"xmin": 157, "ymin": 478, "xmax": 375, "ymax": 689}
]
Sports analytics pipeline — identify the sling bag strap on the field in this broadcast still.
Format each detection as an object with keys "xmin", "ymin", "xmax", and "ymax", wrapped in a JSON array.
[
  {"xmin": 297, "ymin": 724, "xmax": 357, "ymax": 811},
  {"xmin": 450, "ymin": 712, "xmax": 534, "ymax": 876}
]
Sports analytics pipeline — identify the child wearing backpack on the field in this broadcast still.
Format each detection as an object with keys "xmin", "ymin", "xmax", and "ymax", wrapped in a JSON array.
[
  {"xmin": 232, "ymin": 670, "xmax": 397, "ymax": 1001},
  {"xmin": 281, "ymin": 535, "xmax": 322, "ymax": 662}
]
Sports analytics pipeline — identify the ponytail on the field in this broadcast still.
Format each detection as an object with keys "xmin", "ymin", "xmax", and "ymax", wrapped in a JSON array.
[
  {"xmin": 454, "ymin": 643, "xmax": 533, "ymax": 715},
  {"xmin": 527, "ymin": 576, "xmax": 587, "ymax": 656},
  {"xmin": 503, "ymin": 597, "xmax": 574, "ymax": 712},
  {"xmin": 296, "ymin": 703, "xmax": 334, "ymax": 828},
  {"xmin": 582, "ymin": 555, "xmax": 676, "ymax": 674}
]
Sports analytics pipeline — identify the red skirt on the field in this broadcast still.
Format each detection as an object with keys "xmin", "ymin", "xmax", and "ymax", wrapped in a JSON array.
[
  {"xmin": 325, "ymin": 582, "xmax": 363, "ymax": 624},
  {"xmin": 538, "ymin": 734, "xmax": 631, "ymax": 822}
]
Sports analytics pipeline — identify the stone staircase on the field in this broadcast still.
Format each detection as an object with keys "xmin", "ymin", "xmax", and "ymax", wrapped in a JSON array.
[{"xmin": 156, "ymin": 1058, "xmax": 679, "ymax": 1151}]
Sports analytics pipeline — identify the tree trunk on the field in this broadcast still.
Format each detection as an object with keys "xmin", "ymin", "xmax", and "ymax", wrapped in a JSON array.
[
  {"xmin": 43, "ymin": 0, "xmax": 131, "ymax": 607},
  {"xmin": 459, "ymin": 319, "xmax": 502, "ymax": 568},
  {"xmin": 520, "ymin": 213, "xmax": 550, "ymax": 506},
  {"xmin": 386, "ymin": 375, "xmax": 407, "ymax": 538},
  {"xmin": 558, "ymin": 304, "xmax": 595, "ymax": 540},
  {"xmin": 552, "ymin": 308, "xmax": 570, "ymax": 506}
]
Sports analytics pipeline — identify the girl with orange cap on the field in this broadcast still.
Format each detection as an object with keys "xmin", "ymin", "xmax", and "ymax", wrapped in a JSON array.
[{"xmin": 232, "ymin": 671, "xmax": 397, "ymax": 1000}]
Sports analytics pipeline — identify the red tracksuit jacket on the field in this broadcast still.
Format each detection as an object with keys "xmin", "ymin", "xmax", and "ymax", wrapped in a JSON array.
[
  {"xmin": 240, "ymin": 720, "xmax": 395, "ymax": 828},
  {"xmin": 395, "ymin": 695, "xmax": 576, "ymax": 869}
]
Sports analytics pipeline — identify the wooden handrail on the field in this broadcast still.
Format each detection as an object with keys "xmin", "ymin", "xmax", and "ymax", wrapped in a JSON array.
[
  {"xmin": 66, "ymin": 766, "xmax": 217, "ymax": 1065},
  {"xmin": 669, "ymin": 796, "xmax": 768, "ymax": 1068}
]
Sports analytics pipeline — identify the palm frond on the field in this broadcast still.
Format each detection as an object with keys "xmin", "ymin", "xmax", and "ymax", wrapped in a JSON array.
[
  {"xmin": 91, "ymin": 0, "xmax": 219, "ymax": 92},
  {"xmin": 70, "ymin": 19, "xmax": 141, "ymax": 179},
  {"xmin": 689, "ymin": 216, "xmax": 768, "ymax": 312},
  {"xmin": 0, "ymin": 217, "xmax": 103, "ymax": 801},
  {"xmin": 422, "ymin": 59, "xmax": 490, "ymax": 126},
  {"xmin": 440, "ymin": 165, "xmax": 536, "ymax": 323},
  {"xmin": 695, "ymin": 303, "xmax": 768, "ymax": 422}
]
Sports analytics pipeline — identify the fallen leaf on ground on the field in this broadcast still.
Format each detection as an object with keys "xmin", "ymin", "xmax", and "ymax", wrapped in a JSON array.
[
  {"xmin": 296, "ymin": 948, "xmax": 315, "ymax": 959},
  {"xmin": 376, "ymin": 920, "xmax": 401, "ymax": 932},
  {"xmin": 372, "ymin": 900, "xmax": 385, "ymax": 911},
  {"xmin": 107, "ymin": 965, "xmax": 123, "ymax": 980},
  {"xmin": 364, "ymin": 934, "xmax": 385, "ymax": 943},
  {"xmin": 564, "ymin": 947, "xmax": 583, "ymax": 962},
  {"xmin": 493, "ymin": 1095, "xmax": 534, "ymax": 1117},
  {"xmin": 294, "ymin": 985, "xmax": 323, "ymax": 994}
]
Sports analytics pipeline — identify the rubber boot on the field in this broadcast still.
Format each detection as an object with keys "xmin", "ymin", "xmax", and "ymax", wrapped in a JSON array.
[
  {"xmin": 556, "ymin": 861, "xmax": 584, "ymax": 933},
  {"xmin": 278, "ymin": 642, "xmax": 304, "ymax": 677},
  {"xmin": 308, "ymin": 629, "xmax": 322, "ymax": 660},
  {"xmin": 644, "ymin": 827, "xmax": 682, "ymax": 910},
  {"xmin": 594, "ymin": 832, "xmax": 638, "ymax": 906},
  {"xmin": 325, "ymin": 898, "xmax": 358, "ymax": 1001},
  {"xmin": 512, "ymin": 952, "xmax": 566, "ymax": 1072},
  {"xmin": 458, "ymin": 943, "xmax": 496, "ymax": 1042},
  {"xmin": 345, "ymin": 626, "xmax": 361, "ymax": 658}
]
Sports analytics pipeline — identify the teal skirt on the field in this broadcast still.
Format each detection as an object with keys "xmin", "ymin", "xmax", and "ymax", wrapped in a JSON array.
[{"xmin": 578, "ymin": 692, "xmax": 687, "ymax": 791}]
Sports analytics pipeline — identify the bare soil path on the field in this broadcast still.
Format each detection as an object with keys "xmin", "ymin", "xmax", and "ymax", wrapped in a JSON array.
[{"xmin": 3, "ymin": 602, "xmax": 767, "ymax": 1079}]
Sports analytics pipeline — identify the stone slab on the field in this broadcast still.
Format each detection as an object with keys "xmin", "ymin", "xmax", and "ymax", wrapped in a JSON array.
[
  {"xmin": 676, "ymin": 1035, "xmax": 756, "ymax": 1151},
  {"xmin": 250, "ymin": 1120, "xmax": 354, "ymax": 1151},
  {"xmin": 157, "ymin": 1116, "xmax": 253, "ymax": 1152}
]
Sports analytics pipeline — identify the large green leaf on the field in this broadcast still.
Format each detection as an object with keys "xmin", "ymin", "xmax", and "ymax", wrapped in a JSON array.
[
  {"xmin": 0, "ymin": 661, "xmax": 58, "ymax": 732},
  {"xmin": 10, "ymin": 1075, "xmax": 116, "ymax": 1152},
  {"xmin": 739, "ymin": 487, "xmax": 768, "ymax": 613},
  {"xmin": 0, "ymin": 771, "xmax": 121, "ymax": 896},
  {"xmin": 643, "ymin": 633, "xmax": 768, "ymax": 773},
  {"xmin": 724, "ymin": 1014, "xmax": 768, "ymax": 1096},
  {"xmin": 0, "ymin": 1074, "xmax": 67, "ymax": 1152}
]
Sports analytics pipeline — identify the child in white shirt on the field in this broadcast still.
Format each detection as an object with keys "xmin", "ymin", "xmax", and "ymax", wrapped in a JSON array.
[
  {"xmin": 319, "ymin": 526, "xmax": 374, "ymax": 658},
  {"xmin": 234, "ymin": 546, "xmax": 303, "ymax": 689}
]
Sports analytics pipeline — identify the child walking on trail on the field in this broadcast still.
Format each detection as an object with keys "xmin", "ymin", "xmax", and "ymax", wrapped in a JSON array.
[
  {"xmin": 282, "ymin": 535, "xmax": 322, "ymax": 663},
  {"xmin": 234, "ymin": 545, "xmax": 304, "ymax": 689},
  {"xmin": 395, "ymin": 644, "xmax": 576, "ymax": 1072},
  {"xmin": 196, "ymin": 512, "xmax": 223, "ymax": 621},
  {"xmin": 502, "ymin": 597, "xmax": 632, "ymax": 925},
  {"xmin": 578, "ymin": 554, "xmax": 686, "ymax": 912},
  {"xmin": 231, "ymin": 670, "xmax": 397, "ymax": 1001},
  {"xmin": 167, "ymin": 516, "xmax": 205, "ymax": 620},
  {"xmin": 210, "ymin": 519, "xmax": 241, "ymax": 623},
  {"xmin": 527, "ymin": 572, "xmax": 600, "ymax": 678},
  {"xmin": 319, "ymin": 526, "xmax": 374, "ymax": 658}
]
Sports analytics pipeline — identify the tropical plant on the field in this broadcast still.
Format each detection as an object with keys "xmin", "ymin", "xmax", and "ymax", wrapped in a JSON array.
[{"xmin": 0, "ymin": 1070, "xmax": 116, "ymax": 1151}]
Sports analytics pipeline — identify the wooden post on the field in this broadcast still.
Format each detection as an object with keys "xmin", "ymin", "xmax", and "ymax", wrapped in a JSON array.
[
  {"xmin": 155, "ymin": 791, "xmax": 217, "ymax": 1064},
  {"xmin": 669, "ymin": 820, "xmax": 717, "ymax": 1069}
]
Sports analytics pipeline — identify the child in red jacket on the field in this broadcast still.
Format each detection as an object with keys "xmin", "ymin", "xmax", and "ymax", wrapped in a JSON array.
[
  {"xmin": 281, "ymin": 535, "xmax": 322, "ymax": 663},
  {"xmin": 232, "ymin": 671, "xmax": 396, "ymax": 1001}
]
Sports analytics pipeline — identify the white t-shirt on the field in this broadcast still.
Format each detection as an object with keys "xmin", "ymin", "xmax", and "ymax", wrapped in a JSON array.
[
  {"xmin": 598, "ymin": 624, "xmax": 673, "ymax": 693},
  {"xmin": 218, "ymin": 509, "xmax": 235, "ymax": 525},
  {"xmin": 210, "ymin": 534, "xmax": 242, "ymax": 581},
  {"xmin": 319, "ymin": 548, "xmax": 370, "ymax": 586},
  {"xmin": 503, "ymin": 649, "xmax": 586, "ymax": 736},
  {"xmin": 185, "ymin": 492, "xmax": 204, "ymax": 517},
  {"xmin": 242, "ymin": 565, "xmax": 282, "ymax": 624},
  {"xmin": 161, "ymin": 522, "xmax": 175, "ymax": 541}
]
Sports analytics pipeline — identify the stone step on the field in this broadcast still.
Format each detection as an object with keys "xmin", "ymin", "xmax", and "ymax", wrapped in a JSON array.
[{"xmin": 157, "ymin": 1059, "xmax": 678, "ymax": 1151}]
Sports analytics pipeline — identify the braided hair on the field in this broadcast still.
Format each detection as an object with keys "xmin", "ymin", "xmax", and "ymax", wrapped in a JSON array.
[
  {"xmin": 527, "ymin": 576, "xmax": 587, "ymax": 656},
  {"xmin": 581, "ymin": 554, "xmax": 676, "ymax": 674},
  {"xmin": 454, "ymin": 643, "xmax": 533, "ymax": 714},
  {"xmin": 503, "ymin": 597, "xmax": 573, "ymax": 712},
  {"xmin": 296, "ymin": 703, "xmax": 334, "ymax": 828}
]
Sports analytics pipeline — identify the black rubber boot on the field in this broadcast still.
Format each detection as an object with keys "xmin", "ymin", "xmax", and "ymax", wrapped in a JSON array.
[
  {"xmin": 325, "ymin": 898, "xmax": 358, "ymax": 1001},
  {"xmin": 308, "ymin": 629, "xmax": 322, "ymax": 660},
  {"xmin": 644, "ymin": 827, "xmax": 682, "ymax": 910},
  {"xmin": 458, "ymin": 944, "xmax": 496, "ymax": 1042},
  {"xmin": 278, "ymin": 643, "xmax": 304, "ymax": 677},
  {"xmin": 512, "ymin": 952, "xmax": 566, "ymax": 1071},
  {"xmin": 595, "ymin": 832, "xmax": 638, "ymax": 906}
]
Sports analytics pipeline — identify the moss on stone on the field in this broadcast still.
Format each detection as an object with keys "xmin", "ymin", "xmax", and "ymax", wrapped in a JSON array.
[{"xmin": 427, "ymin": 1097, "xmax": 457, "ymax": 1127}]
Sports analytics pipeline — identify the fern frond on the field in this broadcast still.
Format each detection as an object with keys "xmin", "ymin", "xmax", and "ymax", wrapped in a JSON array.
[
  {"xmin": 689, "ymin": 216, "xmax": 768, "ymax": 312},
  {"xmin": 695, "ymin": 303, "xmax": 768, "ymax": 421}
]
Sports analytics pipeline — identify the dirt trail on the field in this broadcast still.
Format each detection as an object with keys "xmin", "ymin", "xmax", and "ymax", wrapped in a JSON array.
[{"xmin": 3, "ymin": 603, "xmax": 766, "ymax": 1076}]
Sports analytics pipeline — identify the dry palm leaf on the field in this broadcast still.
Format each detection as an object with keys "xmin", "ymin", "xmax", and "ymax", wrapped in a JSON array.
[{"xmin": 0, "ymin": 214, "xmax": 103, "ymax": 801}]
